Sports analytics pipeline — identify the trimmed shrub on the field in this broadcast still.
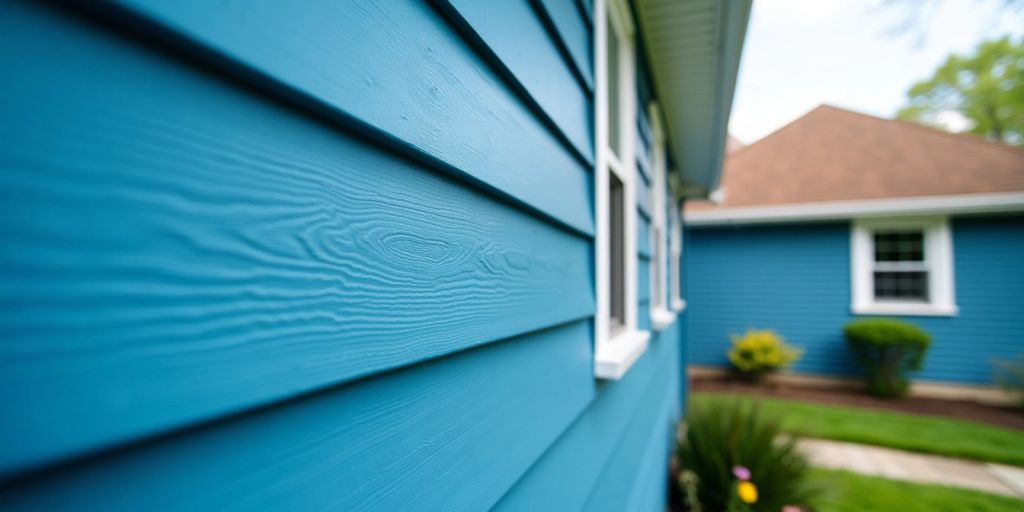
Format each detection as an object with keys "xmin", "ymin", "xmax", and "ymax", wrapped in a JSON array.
[
  {"xmin": 993, "ymin": 356, "xmax": 1024, "ymax": 408},
  {"xmin": 728, "ymin": 329, "xmax": 803, "ymax": 382},
  {"xmin": 675, "ymin": 400, "xmax": 818, "ymax": 511},
  {"xmin": 844, "ymin": 318, "xmax": 931, "ymax": 398}
]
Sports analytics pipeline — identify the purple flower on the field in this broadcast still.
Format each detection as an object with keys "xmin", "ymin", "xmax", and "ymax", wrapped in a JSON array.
[
  {"xmin": 782, "ymin": 506, "xmax": 802, "ymax": 512},
  {"xmin": 732, "ymin": 465, "xmax": 751, "ymax": 481}
]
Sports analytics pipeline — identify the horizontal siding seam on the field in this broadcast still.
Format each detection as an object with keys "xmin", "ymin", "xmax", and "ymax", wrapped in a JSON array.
[
  {"xmin": 527, "ymin": 0, "xmax": 594, "ymax": 95},
  {"xmin": 581, "ymin": 336, "xmax": 675, "ymax": 509},
  {"xmin": 6, "ymin": 314, "xmax": 600, "ymax": 486},
  {"xmin": 428, "ymin": 0, "xmax": 594, "ymax": 168},
  {"xmin": 73, "ymin": 1, "xmax": 595, "ymax": 238}
]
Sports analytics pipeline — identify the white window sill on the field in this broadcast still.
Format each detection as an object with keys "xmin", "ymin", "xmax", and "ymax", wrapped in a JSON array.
[
  {"xmin": 650, "ymin": 308, "xmax": 676, "ymax": 331},
  {"xmin": 671, "ymin": 298, "xmax": 687, "ymax": 312},
  {"xmin": 852, "ymin": 303, "xmax": 959, "ymax": 317},
  {"xmin": 594, "ymin": 329, "xmax": 651, "ymax": 380}
]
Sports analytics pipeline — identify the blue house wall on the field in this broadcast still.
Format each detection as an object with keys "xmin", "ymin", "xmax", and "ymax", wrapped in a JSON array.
[
  {"xmin": 0, "ymin": 1, "xmax": 684, "ymax": 509},
  {"xmin": 685, "ymin": 214, "xmax": 1024, "ymax": 385}
]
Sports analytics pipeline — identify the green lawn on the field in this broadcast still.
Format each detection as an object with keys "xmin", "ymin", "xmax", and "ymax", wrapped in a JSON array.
[
  {"xmin": 692, "ymin": 393, "xmax": 1024, "ymax": 466},
  {"xmin": 810, "ymin": 469, "xmax": 1024, "ymax": 512}
]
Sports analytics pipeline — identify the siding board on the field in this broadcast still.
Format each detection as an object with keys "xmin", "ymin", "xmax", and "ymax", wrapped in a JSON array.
[
  {"xmin": 101, "ymin": 0, "xmax": 594, "ymax": 235},
  {"xmin": 534, "ymin": 0, "xmax": 594, "ymax": 91},
  {"xmin": 494, "ymin": 323, "xmax": 680, "ymax": 511},
  {"xmin": 441, "ymin": 0, "xmax": 592, "ymax": 162},
  {"xmin": 584, "ymin": 357, "xmax": 677, "ymax": 512},
  {"xmin": 0, "ymin": 0, "xmax": 592, "ymax": 476},
  {"xmin": 638, "ymin": 216, "xmax": 652, "ymax": 259},
  {"xmin": 0, "ymin": 320, "xmax": 596, "ymax": 511}
]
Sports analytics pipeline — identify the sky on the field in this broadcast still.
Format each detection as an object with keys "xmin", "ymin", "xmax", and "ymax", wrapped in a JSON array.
[{"xmin": 728, "ymin": 0, "xmax": 1024, "ymax": 144}]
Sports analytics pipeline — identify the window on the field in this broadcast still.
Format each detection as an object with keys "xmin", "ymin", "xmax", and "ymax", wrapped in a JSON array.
[
  {"xmin": 594, "ymin": 0, "xmax": 649, "ymax": 380},
  {"xmin": 851, "ymin": 217, "xmax": 957, "ymax": 316},
  {"xmin": 648, "ymin": 103, "xmax": 675, "ymax": 330}
]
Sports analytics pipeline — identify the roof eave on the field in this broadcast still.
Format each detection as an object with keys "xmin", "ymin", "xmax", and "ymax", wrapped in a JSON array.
[
  {"xmin": 636, "ymin": 0, "xmax": 751, "ymax": 199},
  {"xmin": 685, "ymin": 192, "xmax": 1024, "ymax": 226}
]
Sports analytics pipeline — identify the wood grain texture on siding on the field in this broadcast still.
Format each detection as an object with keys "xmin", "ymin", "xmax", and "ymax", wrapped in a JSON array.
[
  {"xmin": 493, "ymin": 323, "xmax": 680, "ymax": 511},
  {"xmin": 0, "ymin": 0, "xmax": 593, "ymax": 477},
  {"xmin": 442, "ymin": 0, "xmax": 593, "ymax": 163},
  {"xmin": 0, "ymin": 320, "xmax": 597, "ymax": 511},
  {"xmin": 534, "ymin": 0, "xmax": 594, "ymax": 91},
  {"xmin": 100, "ymin": 0, "xmax": 594, "ymax": 235}
]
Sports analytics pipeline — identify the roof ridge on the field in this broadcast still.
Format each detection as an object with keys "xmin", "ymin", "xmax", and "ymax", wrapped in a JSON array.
[
  {"xmin": 726, "ymin": 104, "xmax": 829, "ymax": 160},
  {"xmin": 816, "ymin": 103, "xmax": 1024, "ymax": 155}
]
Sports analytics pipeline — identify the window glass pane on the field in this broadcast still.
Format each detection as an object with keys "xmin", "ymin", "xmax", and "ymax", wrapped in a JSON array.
[
  {"xmin": 609, "ymin": 171, "xmax": 625, "ymax": 332},
  {"xmin": 606, "ymin": 16, "xmax": 621, "ymax": 158},
  {"xmin": 874, "ymin": 231, "xmax": 924, "ymax": 262},
  {"xmin": 873, "ymin": 271, "xmax": 929, "ymax": 301}
]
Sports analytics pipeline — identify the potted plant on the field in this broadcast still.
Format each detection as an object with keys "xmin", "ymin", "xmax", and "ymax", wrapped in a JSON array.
[{"xmin": 727, "ymin": 329, "xmax": 803, "ymax": 384}]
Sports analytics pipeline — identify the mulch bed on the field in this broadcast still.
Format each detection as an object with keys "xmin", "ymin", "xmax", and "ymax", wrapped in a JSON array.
[{"xmin": 692, "ymin": 375, "xmax": 1024, "ymax": 430}]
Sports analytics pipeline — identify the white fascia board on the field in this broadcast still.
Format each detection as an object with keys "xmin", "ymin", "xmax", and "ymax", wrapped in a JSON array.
[{"xmin": 685, "ymin": 193, "xmax": 1024, "ymax": 226}]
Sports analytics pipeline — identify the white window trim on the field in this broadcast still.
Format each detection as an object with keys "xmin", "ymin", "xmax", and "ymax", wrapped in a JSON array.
[
  {"xmin": 670, "ymin": 202, "xmax": 686, "ymax": 312},
  {"xmin": 594, "ymin": 0, "xmax": 649, "ymax": 380},
  {"xmin": 851, "ymin": 216, "xmax": 958, "ymax": 317},
  {"xmin": 648, "ymin": 102, "xmax": 675, "ymax": 331}
]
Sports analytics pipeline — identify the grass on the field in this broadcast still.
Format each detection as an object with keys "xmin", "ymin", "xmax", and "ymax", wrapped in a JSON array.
[
  {"xmin": 692, "ymin": 392, "xmax": 1024, "ymax": 467},
  {"xmin": 810, "ymin": 469, "xmax": 1024, "ymax": 512}
]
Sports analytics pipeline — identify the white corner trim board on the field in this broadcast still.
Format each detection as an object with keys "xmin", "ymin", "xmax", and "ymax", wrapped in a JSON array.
[
  {"xmin": 685, "ymin": 192, "xmax": 1024, "ymax": 226},
  {"xmin": 594, "ymin": 329, "xmax": 650, "ymax": 380}
]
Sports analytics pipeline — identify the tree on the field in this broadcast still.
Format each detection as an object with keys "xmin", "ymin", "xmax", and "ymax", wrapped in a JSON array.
[{"xmin": 897, "ymin": 36, "xmax": 1024, "ymax": 146}]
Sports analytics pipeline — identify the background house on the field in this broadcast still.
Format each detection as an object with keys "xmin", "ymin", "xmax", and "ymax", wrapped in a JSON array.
[
  {"xmin": 0, "ymin": 0, "xmax": 748, "ymax": 509},
  {"xmin": 684, "ymin": 105, "xmax": 1024, "ymax": 387}
]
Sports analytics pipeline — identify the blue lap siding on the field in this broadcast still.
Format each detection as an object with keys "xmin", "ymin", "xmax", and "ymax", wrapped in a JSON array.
[
  {"xmin": 685, "ymin": 215, "xmax": 1024, "ymax": 385},
  {"xmin": 0, "ymin": 1, "xmax": 683, "ymax": 509}
]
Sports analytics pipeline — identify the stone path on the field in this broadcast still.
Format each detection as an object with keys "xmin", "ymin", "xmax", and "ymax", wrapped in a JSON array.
[{"xmin": 798, "ymin": 438, "xmax": 1024, "ymax": 498}]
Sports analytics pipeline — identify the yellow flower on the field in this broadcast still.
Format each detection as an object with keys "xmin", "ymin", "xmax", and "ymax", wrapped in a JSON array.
[{"xmin": 737, "ymin": 481, "xmax": 758, "ymax": 504}]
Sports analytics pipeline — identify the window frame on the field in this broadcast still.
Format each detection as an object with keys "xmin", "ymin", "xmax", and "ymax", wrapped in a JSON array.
[
  {"xmin": 648, "ymin": 102, "xmax": 675, "ymax": 330},
  {"xmin": 851, "ymin": 216, "xmax": 957, "ymax": 316},
  {"xmin": 594, "ymin": 0, "xmax": 649, "ymax": 380},
  {"xmin": 669, "ymin": 200, "xmax": 686, "ymax": 312}
]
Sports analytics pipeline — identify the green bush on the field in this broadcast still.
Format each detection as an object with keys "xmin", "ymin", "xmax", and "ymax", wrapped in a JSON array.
[
  {"xmin": 993, "ymin": 355, "xmax": 1024, "ymax": 408},
  {"xmin": 728, "ymin": 329, "xmax": 803, "ymax": 379},
  {"xmin": 844, "ymin": 318, "xmax": 931, "ymax": 398},
  {"xmin": 675, "ymin": 400, "xmax": 818, "ymax": 511}
]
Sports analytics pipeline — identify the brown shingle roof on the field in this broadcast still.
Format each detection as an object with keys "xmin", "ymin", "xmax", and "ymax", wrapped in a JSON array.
[{"xmin": 688, "ymin": 105, "xmax": 1024, "ymax": 212}]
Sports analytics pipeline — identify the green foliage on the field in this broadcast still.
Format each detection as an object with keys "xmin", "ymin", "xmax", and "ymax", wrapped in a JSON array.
[
  {"xmin": 675, "ymin": 399, "xmax": 819, "ymax": 512},
  {"xmin": 811, "ymin": 469, "xmax": 1024, "ymax": 512},
  {"xmin": 897, "ymin": 36, "xmax": 1024, "ymax": 146},
  {"xmin": 993, "ymin": 355, "xmax": 1024, "ymax": 408},
  {"xmin": 844, "ymin": 318, "xmax": 931, "ymax": 398},
  {"xmin": 694, "ymin": 393, "xmax": 1024, "ymax": 467},
  {"xmin": 727, "ymin": 329, "xmax": 803, "ymax": 375}
]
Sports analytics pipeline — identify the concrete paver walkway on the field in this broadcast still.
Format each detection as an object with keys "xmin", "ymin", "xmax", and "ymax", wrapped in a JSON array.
[{"xmin": 798, "ymin": 438, "xmax": 1024, "ymax": 498}]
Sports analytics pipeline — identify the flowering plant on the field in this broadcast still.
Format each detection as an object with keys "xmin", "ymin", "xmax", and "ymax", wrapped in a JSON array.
[
  {"xmin": 675, "ymin": 400, "xmax": 818, "ymax": 511},
  {"xmin": 728, "ymin": 329, "xmax": 803, "ymax": 380},
  {"xmin": 726, "ymin": 466, "xmax": 758, "ymax": 511}
]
